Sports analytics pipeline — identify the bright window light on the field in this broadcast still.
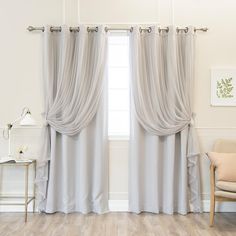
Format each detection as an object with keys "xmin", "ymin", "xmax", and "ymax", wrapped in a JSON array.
[{"xmin": 108, "ymin": 34, "xmax": 130, "ymax": 137}]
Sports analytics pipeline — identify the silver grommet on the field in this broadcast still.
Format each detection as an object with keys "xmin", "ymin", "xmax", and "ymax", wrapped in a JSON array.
[
  {"xmin": 70, "ymin": 27, "xmax": 80, "ymax": 32},
  {"xmin": 27, "ymin": 26, "xmax": 34, "ymax": 31},
  {"xmin": 147, "ymin": 27, "xmax": 152, "ymax": 33}
]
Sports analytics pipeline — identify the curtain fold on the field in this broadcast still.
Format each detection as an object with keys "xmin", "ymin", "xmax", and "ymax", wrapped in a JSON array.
[
  {"xmin": 45, "ymin": 99, "xmax": 108, "ymax": 214},
  {"xmin": 36, "ymin": 25, "xmax": 108, "ymax": 213},
  {"xmin": 129, "ymin": 26, "xmax": 201, "ymax": 214}
]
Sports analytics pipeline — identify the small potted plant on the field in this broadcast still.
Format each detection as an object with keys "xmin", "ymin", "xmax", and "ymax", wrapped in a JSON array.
[{"xmin": 17, "ymin": 146, "xmax": 28, "ymax": 160}]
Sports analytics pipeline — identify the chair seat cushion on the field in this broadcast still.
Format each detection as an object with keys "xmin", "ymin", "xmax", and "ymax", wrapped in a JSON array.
[
  {"xmin": 215, "ymin": 190, "xmax": 236, "ymax": 199},
  {"xmin": 208, "ymin": 152, "xmax": 236, "ymax": 181},
  {"xmin": 216, "ymin": 181, "xmax": 236, "ymax": 192}
]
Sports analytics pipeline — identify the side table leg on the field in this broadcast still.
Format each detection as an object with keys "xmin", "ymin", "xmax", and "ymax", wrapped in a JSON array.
[
  {"xmin": 25, "ymin": 165, "xmax": 29, "ymax": 222},
  {"xmin": 33, "ymin": 161, "xmax": 36, "ymax": 213}
]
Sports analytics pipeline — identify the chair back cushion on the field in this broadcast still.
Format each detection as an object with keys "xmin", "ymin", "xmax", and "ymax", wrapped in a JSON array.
[{"xmin": 208, "ymin": 152, "xmax": 236, "ymax": 181}]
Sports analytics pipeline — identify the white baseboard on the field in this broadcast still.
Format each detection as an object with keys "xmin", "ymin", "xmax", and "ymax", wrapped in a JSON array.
[
  {"xmin": 109, "ymin": 200, "xmax": 129, "ymax": 212},
  {"xmin": 202, "ymin": 200, "xmax": 236, "ymax": 212},
  {"xmin": 1, "ymin": 200, "xmax": 236, "ymax": 213},
  {"xmin": 0, "ymin": 202, "xmax": 34, "ymax": 212},
  {"xmin": 108, "ymin": 200, "xmax": 236, "ymax": 213}
]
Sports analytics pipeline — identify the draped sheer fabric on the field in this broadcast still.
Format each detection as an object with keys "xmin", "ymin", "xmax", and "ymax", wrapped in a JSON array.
[
  {"xmin": 130, "ymin": 26, "xmax": 195, "ymax": 136},
  {"xmin": 129, "ymin": 26, "xmax": 201, "ymax": 214},
  {"xmin": 36, "ymin": 25, "xmax": 108, "ymax": 213},
  {"xmin": 43, "ymin": 25, "xmax": 107, "ymax": 134}
]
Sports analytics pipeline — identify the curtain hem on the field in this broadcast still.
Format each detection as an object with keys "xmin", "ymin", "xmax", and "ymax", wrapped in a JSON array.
[
  {"xmin": 128, "ymin": 205, "xmax": 189, "ymax": 215},
  {"xmin": 42, "ymin": 203, "xmax": 109, "ymax": 214}
]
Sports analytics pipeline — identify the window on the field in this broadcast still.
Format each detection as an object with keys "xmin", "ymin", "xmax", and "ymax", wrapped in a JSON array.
[{"xmin": 108, "ymin": 33, "xmax": 130, "ymax": 137}]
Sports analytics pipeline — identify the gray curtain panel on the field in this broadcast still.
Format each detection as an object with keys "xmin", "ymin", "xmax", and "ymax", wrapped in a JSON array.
[
  {"xmin": 129, "ymin": 26, "xmax": 201, "ymax": 214},
  {"xmin": 36, "ymin": 25, "xmax": 108, "ymax": 213}
]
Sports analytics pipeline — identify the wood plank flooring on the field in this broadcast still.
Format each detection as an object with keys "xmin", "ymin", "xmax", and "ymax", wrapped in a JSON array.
[{"xmin": 0, "ymin": 212, "xmax": 235, "ymax": 236}]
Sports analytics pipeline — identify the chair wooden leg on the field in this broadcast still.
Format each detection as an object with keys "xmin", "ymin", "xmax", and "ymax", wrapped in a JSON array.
[
  {"xmin": 210, "ymin": 164, "xmax": 216, "ymax": 227},
  {"xmin": 210, "ymin": 194, "xmax": 215, "ymax": 226}
]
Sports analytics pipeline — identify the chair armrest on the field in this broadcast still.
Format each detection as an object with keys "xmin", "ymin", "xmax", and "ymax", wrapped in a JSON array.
[
  {"xmin": 206, "ymin": 152, "xmax": 212, "ymax": 162},
  {"xmin": 206, "ymin": 152, "xmax": 216, "ymax": 169},
  {"xmin": 206, "ymin": 153, "xmax": 216, "ymax": 190}
]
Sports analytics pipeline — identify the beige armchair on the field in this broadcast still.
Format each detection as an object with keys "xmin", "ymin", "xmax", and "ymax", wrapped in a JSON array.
[{"xmin": 208, "ymin": 139, "xmax": 236, "ymax": 226}]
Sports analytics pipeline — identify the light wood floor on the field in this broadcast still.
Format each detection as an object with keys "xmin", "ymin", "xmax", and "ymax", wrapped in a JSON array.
[{"xmin": 0, "ymin": 212, "xmax": 235, "ymax": 236}]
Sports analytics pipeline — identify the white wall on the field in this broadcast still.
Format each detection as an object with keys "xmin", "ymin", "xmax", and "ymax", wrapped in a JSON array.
[
  {"xmin": 0, "ymin": 0, "xmax": 236, "ymax": 211},
  {"xmin": 0, "ymin": 0, "xmax": 63, "ymax": 209}
]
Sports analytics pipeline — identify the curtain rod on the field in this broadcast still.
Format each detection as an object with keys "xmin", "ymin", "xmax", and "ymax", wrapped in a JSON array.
[{"xmin": 27, "ymin": 26, "xmax": 208, "ymax": 33}]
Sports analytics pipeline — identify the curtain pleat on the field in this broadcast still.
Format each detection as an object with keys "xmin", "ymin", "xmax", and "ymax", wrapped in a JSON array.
[
  {"xmin": 45, "ymin": 100, "xmax": 108, "ymax": 213},
  {"xmin": 129, "ymin": 119, "xmax": 191, "ymax": 214},
  {"xmin": 129, "ymin": 26, "xmax": 201, "ymax": 214}
]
